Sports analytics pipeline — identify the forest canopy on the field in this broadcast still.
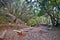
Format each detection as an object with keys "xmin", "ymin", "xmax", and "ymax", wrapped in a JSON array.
[{"xmin": 0, "ymin": 0, "xmax": 60, "ymax": 26}]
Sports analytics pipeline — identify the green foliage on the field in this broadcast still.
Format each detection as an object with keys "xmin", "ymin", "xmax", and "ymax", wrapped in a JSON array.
[
  {"xmin": 27, "ymin": 16, "xmax": 51, "ymax": 26},
  {"xmin": 38, "ymin": 9, "xmax": 45, "ymax": 16},
  {"xmin": 27, "ymin": 18, "xmax": 37, "ymax": 26},
  {"xmin": 0, "ymin": 0, "xmax": 60, "ymax": 26}
]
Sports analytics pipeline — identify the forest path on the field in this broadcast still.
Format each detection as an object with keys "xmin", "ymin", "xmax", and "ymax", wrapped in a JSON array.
[{"xmin": 1, "ymin": 25, "xmax": 59, "ymax": 40}]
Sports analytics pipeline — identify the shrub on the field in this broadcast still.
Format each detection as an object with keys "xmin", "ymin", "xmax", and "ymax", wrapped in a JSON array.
[{"xmin": 27, "ymin": 16, "xmax": 51, "ymax": 26}]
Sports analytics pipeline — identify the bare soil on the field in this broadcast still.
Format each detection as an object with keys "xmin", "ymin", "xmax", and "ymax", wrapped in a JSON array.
[{"xmin": 0, "ymin": 24, "xmax": 60, "ymax": 40}]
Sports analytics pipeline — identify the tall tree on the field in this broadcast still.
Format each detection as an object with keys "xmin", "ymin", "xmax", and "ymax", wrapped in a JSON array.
[{"xmin": 38, "ymin": 0, "xmax": 60, "ymax": 26}]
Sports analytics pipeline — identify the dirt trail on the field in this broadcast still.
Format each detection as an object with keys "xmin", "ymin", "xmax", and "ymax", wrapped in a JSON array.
[{"xmin": 0, "ymin": 26, "xmax": 59, "ymax": 40}]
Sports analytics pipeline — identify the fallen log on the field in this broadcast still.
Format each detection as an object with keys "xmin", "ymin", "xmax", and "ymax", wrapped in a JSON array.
[
  {"xmin": 0, "ymin": 11, "xmax": 24, "ymax": 24},
  {"xmin": 13, "ymin": 27, "xmax": 48, "ymax": 37}
]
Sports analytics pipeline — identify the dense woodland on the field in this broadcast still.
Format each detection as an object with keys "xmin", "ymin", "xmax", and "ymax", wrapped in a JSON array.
[
  {"xmin": 0, "ymin": 0, "xmax": 60, "ymax": 40},
  {"xmin": 0, "ymin": 0, "xmax": 60, "ymax": 27}
]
